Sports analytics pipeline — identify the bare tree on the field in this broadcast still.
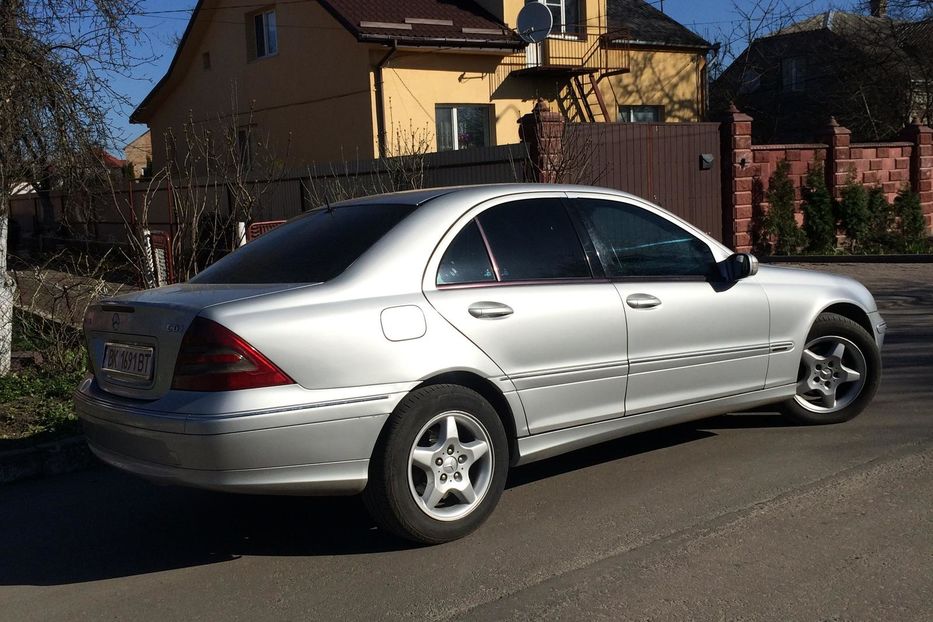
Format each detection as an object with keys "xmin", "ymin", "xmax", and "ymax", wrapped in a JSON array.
[
  {"xmin": 861, "ymin": 0, "xmax": 933, "ymax": 19},
  {"xmin": 0, "ymin": 0, "xmax": 144, "ymax": 373},
  {"xmin": 711, "ymin": 0, "xmax": 933, "ymax": 141}
]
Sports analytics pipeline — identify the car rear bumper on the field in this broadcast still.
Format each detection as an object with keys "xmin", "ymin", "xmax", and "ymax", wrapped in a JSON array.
[{"xmin": 74, "ymin": 379, "xmax": 397, "ymax": 495}]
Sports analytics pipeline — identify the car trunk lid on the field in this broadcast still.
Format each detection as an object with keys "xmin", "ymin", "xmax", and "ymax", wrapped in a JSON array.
[{"xmin": 84, "ymin": 283, "xmax": 311, "ymax": 400}]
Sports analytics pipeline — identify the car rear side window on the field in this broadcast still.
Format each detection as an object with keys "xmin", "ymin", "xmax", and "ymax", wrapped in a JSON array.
[
  {"xmin": 190, "ymin": 204, "xmax": 415, "ymax": 284},
  {"xmin": 477, "ymin": 199, "xmax": 590, "ymax": 281},
  {"xmin": 574, "ymin": 198, "xmax": 716, "ymax": 278},
  {"xmin": 437, "ymin": 220, "xmax": 496, "ymax": 285}
]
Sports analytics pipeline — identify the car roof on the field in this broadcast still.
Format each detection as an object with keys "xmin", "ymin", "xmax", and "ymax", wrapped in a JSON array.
[{"xmin": 332, "ymin": 184, "xmax": 648, "ymax": 208}]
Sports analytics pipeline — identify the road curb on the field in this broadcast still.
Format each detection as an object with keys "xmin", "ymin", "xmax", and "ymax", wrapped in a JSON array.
[
  {"xmin": 761, "ymin": 254, "xmax": 933, "ymax": 263},
  {"xmin": 0, "ymin": 435, "xmax": 95, "ymax": 485}
]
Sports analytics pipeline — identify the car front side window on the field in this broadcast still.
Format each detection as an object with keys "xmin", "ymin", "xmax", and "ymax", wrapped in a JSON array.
[{"xmin": 574, "ymin": 198, "xmax": 717, "ymax": 279}]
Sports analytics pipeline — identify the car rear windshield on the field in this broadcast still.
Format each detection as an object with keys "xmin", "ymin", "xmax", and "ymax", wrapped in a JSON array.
[{"xmin": 190, "ymin": 203, "xmax": 416, "ymax": 284}]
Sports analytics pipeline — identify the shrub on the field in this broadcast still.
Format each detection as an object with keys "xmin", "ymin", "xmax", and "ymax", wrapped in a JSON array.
[
  {"xmin": 894, "ymin": 187, "xmax": 927, "ymax": 252},
  {"xmin": 762, "ymin": 160, "xmax": 805, "ymax": 255},
  {"xmin": 864, "ymin": 186, "xmax": 896, "ymax": 252},
  {"xmin": 800, "ymin": 163, "xmax": 836, "ymax": 253},
  {"xmin": 837, "ymin": 178, "xmax": 870, "ymax": 251}
]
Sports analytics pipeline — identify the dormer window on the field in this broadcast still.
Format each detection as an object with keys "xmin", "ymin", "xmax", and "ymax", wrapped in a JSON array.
[
  {"xmin": 782, "ymin": 56, "xmax": 806, "ymax": 92},
  {"xmin": 249, "ymin": 8, "xmax": 278, "ymax": 60}
]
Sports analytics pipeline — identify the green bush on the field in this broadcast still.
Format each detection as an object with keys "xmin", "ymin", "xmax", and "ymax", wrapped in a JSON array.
[
  {"xmin": 762, "ymin": 160, "xmax": 806, "ymax": 255},
  {"xmin": 894, "ymin": 187, "xmax": 927, "ymax": 252},
  {"xmin": 864, "ymin": 187, "xmax": 897, "ymax": 252},
  {"xmin": 800, "ymin": 164, "xmax": 836, "ymax": 253},
  {"xmin": 837, "ymin": 178, "xmax": 870, "ymax": 250}
]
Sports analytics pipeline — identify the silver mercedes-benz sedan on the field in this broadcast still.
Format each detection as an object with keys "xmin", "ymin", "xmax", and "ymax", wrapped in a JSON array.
[{"xmin": 76, "ymin": 184, "xmax": 884, "ymax": 543}]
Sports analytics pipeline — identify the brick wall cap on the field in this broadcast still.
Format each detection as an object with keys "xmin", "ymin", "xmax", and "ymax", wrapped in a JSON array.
[
  {"xmin": 900, "ymin": 120, "xmax": 933, "ymax": 139},
  {"xmin": 821, "ymin": 116, "xmax": 852, "ymax": 136},
  {"xmin": 721, "ymin": 102, "xmax": 753, "ymax": 123},
  {"xmin": 751, "ymin": 143, "xmax": 828, "ymax": 150},
  {"xmin": 850, "ymin": 141, "xmax": 913, "ymax": 147}
]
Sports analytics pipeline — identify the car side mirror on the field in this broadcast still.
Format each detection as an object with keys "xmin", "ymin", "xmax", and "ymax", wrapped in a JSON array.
[{"xmin": 727, "ymin": 252, "xmax": 759, "ymax": 280}]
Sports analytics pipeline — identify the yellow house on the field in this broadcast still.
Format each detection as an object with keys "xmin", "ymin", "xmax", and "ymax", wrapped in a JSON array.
[{"xmin": 131, "ymin": 0, "xmax": 710, "ymax": 171}]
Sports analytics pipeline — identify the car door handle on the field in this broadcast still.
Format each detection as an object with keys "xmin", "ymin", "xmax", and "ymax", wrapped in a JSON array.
[
  {"xmin": 625, "ymin": 293, "xmax": 662, "ymax": 309},
  {"xmin": 468, "ymin": 301, "xmax": 514, "ymax": 319}
]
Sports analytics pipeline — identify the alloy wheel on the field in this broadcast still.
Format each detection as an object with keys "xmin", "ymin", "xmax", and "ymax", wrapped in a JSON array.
[
  {"xmin": 408, "ymin": 411, "xmax": 494, "ymax": 521},
  {"xmin": 793, "ymin": 335, "xmax": 867, "ymax": 413}
]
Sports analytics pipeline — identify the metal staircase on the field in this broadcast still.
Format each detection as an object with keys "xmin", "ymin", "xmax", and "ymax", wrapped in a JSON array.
[{"xmin": 492, "ymin": 22, "xmax": 630, "ymax": 123}]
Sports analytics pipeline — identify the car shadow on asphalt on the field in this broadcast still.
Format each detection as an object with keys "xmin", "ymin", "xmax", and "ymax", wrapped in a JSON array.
[
  {"xmin": 505, "ymin": 411, "xmax": 792, "ymax": 489},
  {"xmin": 0, "ymin": 409, "xmax": 806, "ymax": 587},
  {"xmin": 0, "ymin": 464, "xmax": 413, "ymax": 586}
]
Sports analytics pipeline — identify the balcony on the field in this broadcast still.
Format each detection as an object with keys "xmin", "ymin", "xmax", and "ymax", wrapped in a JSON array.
[{"xmin": 491, "ymin": 26, "xmax": 630, "ymax": 94}]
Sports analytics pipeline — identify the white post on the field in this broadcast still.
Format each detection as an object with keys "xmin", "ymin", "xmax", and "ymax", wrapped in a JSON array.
[
  {"xmin": 141, "ymin": 228, "xmax": 156, "ymax": 289},
  {"xmin": 236, "ymin": 221, "xmax": 247, "ymax": 247}
]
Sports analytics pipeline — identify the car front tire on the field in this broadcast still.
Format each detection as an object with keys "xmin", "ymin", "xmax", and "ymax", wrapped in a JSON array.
[
  {"xmin": 363, "ymin": 384, "xmax": 509, "ymax": 544},
  {"xmin": 779, "ymin": 312, "xmax": 881, "ymax": 425}
]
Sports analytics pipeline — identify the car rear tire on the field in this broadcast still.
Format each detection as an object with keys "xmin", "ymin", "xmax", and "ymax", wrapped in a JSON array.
[
  {"xmin": 779, "ymin": 312, "xmax": 881, "ymax": 425},
  {"xmin": 363, "ymin": 384, "xmax": 509, "ymax": 544}
]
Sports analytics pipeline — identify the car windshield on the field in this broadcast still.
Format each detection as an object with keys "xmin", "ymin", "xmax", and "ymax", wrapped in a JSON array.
[{"xmin": 190, "ymin": 203, "xmax": 416, "ymax": 284}]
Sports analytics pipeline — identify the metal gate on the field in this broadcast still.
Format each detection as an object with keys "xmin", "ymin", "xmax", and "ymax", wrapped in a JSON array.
[{"xmin": 566, "ymin": 122, "xmax": 723, "ymax": 241}]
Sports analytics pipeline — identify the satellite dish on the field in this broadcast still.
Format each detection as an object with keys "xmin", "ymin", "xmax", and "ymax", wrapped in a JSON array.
[{"xmin": 516, "ymin": 2, "xmax": 553, "ymax": 44}]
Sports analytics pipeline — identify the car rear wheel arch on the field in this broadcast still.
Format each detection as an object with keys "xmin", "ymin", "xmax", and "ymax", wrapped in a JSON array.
[{"xmin": 410, "ymin": 372, "xmax": 519, "ymax": 466}]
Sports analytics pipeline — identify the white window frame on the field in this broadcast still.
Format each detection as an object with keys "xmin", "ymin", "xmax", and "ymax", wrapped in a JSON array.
[
  {"xmin": 618, "ymin": 105, "xmax": 664, "ymax": 123},
  {"xmin": 539, "ymin": 0, "xmax": 582, "ymax": 38},
  {"xmin": 436, "ymin": 105, "xmax": 492, "ymax": 151},
  {"xmin": 254, "ymin": 9, "xmax": 278, "ymax": 58}
]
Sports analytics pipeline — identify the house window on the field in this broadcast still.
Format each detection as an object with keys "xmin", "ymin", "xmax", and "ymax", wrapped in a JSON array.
[
  {"xmin": 618, "ymin": 105, "xmax": 664, "ymax": 123},
  {"xmin": 250, "ymin": 9, "xmax": 278, "ymax": 59},
  {"xmin": 436, "ymin": 105, "xmax": 492, "ymax": 151},
  {"xmin": 782, "ymin": 56, "xmax": 806, "ymax": 92},
  {"xmin": 541, "ymin": 0, "xmax": 581, "ymax": 36}
]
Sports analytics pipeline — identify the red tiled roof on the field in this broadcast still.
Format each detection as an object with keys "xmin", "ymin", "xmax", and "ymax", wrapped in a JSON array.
[{"xmin": 319, "ymin": 0, "xmax": 523, "ymax": 48}]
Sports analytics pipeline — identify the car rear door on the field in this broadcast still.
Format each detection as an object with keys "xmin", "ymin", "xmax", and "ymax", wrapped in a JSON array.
[
  {"xmin": 422, "ymin": 193, "xmax": 629, "ymax": 434},
  {"xmin": 569, "ymin": 193, "xmax": 771, "ymax": 416}
]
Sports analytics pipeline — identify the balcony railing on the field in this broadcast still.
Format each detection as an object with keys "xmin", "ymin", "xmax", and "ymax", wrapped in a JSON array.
[{"xmin": 491, "ymin": 26, "xmax": 630, "ymax": 95}]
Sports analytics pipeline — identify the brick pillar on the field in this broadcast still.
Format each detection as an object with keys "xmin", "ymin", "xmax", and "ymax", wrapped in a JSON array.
[
  {"xmin": 819, "ymin": 116, "xmax": 852, "ymax": 200},
  {"xmin": 900, "ymin": 118, "xmax": 933, "ymax": 232},
  {"xmin": 720, "ymin": 103, "xmax": 754, "ymax": 251},
  {"xmin": 519, "ymin": 98, "xmax": 565, "ymax": 183}
]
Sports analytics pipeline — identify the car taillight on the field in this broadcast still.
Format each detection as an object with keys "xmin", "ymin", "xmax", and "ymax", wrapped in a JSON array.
[{"xmin": 171, "ymin": 317, "xmax": 294, "ymax": 391}]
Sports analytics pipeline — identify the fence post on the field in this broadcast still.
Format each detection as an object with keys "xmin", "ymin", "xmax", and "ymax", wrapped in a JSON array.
[
  {"xmin": 720, "ymin": 103, "xmax": 754, "ymax": 251},
  {"xmin": 519, "ymin": 98, "xmax": 565, "ymax": 183},
  {"xmin": 819, "ymin": 116, "xmax": 852, "ymax": 201},
  {"xmin": 900, "ymin": 118, "xmax": 933, "ymax": 232}
]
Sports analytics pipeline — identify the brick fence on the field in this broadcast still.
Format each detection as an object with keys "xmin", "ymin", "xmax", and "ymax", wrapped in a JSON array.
[{"xmin": 721, "ymin": 105, "xmax": 933, "ymax": 252}]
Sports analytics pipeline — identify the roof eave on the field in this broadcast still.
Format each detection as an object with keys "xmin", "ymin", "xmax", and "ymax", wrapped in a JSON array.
[
  {"xmin": 358, "ymin": 32, "xmax": 523, "ymax": 51},
  {"xmin": 130, "ymin": 0, "xmax": 206, "ymax": 124},
  {"xmin": 615, "ymin": 38, "xmax": 711, "ymax": 52}
]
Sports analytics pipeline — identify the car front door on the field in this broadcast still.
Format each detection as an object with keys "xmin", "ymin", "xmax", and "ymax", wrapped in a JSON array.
[
  {"xmin": 570, "ymin": 193, "xmax": 771, "ymax": 416},
  {"xmin": 423, "ymin": 194, "xmax": 629, "ymax": 434}
]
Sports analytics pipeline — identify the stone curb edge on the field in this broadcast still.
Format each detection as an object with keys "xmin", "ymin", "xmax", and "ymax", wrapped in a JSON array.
[
  {"xmin": 761, "ymin": 254, "xmax": 933, "ymax": 263},
  {"xmin": 0, "ymin": 435, "xmax": 95, "ymax": 485}
]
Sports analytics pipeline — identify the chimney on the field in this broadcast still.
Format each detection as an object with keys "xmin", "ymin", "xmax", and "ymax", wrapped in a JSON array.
[{"xmin": 869, "ymin": 0, "xmax": 888, "ymax": 17}]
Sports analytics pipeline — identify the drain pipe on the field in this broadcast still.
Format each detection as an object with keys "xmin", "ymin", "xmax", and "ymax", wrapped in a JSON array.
[{"xmin": 374, "ymin": 41, "xmax": 398, "ymax": 158}]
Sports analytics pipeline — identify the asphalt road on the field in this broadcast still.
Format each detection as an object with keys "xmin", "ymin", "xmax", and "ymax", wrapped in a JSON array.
[{"xmin": 1, "ymin": 263, "xmax": 931, "ymax": 621}]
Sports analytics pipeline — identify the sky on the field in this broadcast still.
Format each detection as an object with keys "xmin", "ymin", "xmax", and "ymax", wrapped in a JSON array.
[{"xmin": 107, "ymin": 0, "xmax": 861, "ymax": 154}]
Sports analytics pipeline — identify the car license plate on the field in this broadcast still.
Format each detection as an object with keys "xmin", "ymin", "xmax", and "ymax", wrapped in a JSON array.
[{"xmin": 103, "ymin": 343, "xmax": 155, "ymax": 380}]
